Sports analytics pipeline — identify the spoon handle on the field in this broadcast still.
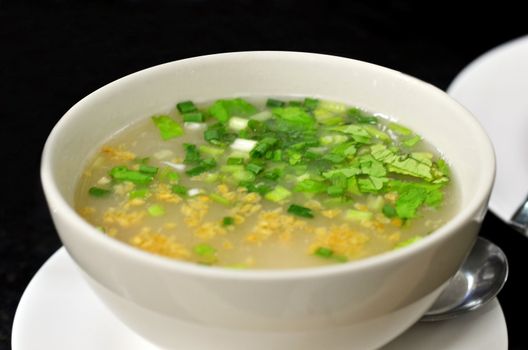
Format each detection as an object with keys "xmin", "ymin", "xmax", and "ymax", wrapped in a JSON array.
[{"xmin": 511, "ymin": 195, "xmax": 528, "ymax": 235}]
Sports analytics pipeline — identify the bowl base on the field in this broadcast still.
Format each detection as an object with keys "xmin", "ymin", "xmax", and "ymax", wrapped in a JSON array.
[{"xmin": 82, "ymin": 269, "xmax": 445, "ymax": 350}]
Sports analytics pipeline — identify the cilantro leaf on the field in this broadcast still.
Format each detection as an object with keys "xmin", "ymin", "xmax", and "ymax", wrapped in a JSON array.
[
  {"xmin": 322, "ymin": 167, "xmax": 361, "ymax": 179},
  {"xmin": 357, "ymin": 176, "xmax": 388, "ymax": 193},
  {"xmin": 388, "ymin": 180, "xmax": 445, "ymax": 219},
  {"xmin": 358, "ymin": 154, "xmax": 386, "ymax": 177},
  {"xmin": 208, "ymin": 98, "xmax": 257, "ymax": 123},
  {"xmin": 370, "ymin": 144, "xmax": 398, "ymax": 163},
  {"xmin": 329, "ymin": 125, "xmax": 372, "ymax": 144},
  {"xmin": 330, "ymin": 141, "xmax": 357, "ymax": 157},
  {"xmin": 183, "ymin": 143, "xmax": 201, "ymax": 164},
  {"xmin": 387, "ymin": 156, "xmax": 433, "ymax": 181},
  {"xmin": 272, "ymin": 107, "xmax": 316, "ymax": 129},
  {"xmin": 394, "ymin": 186, "xmax": 427, "ymax": 219},
  {"xmin": 293, "ymin": 179, "xmax": 327, "ymax": 193},
  {"xmin": 370, "ymin": 144, "xmax": 433, "ymax": 181},
  {"xmin": 208, "ymin": 101, "xmax": 230, "ymax": 123}
]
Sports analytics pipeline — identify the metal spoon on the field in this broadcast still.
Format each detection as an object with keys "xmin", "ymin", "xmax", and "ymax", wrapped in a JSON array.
[
  {"xmin": 420, "ymin": 237, "xmax": 508, "ymax": 322},
  {"xmin": 511, "ymin": 194, "xmax": 528, "ymax": 235}
]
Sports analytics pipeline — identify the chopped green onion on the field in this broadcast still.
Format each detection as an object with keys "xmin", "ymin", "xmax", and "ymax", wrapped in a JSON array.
[
  {"xmin": 193, "ymin": 243, "xmax": 217, "ymax": 256},
  {"xmin": 362, "ymin": 125, "xmax": 391, "ymax": 141},
  {"xmin": 129, "ymin": 188, "xmax": 150, "ymax": 199},
  {"xmin": 177, "ymin": 100, "xmax": 198, "ymax": 114},
  {"xmin": 204, "ymin": 123, "xmax": 236, "ymax": 145},
  {"xmin": 382, "ymin": 203, "xmax": 397, "ymax": 218},
  {"xmin": 203, "ymin": 173, "xmax": 219, "ymax": 183},
  {"xmin": 303, "ymin": 97, "xmax": 319, "ymax": 110},
  {"xmin": 231, "ymin": 138, "xmax": 258, "ymax": 153},
  {"xmin": 238, "ymin": 129, "xmax": 250, "ymax": 139},
  {"xmin": 263, "ymin": 168, "xmax": 284, "ymax": 181},
  {"xmin": 183, "ymin": 112, "xmax": 204, "ymax": 123},
  {"xmin": 264, "ymin": 185, "xmax": 291, "ymax": 202},
  {"xmin": 199, "ymin": 145, "xmax": 225, "ymax": 156},
  {"xmin": 233, "ymin": 170, "xmax": 256, "ymax": 182},
  {"xmin": 314, "ymin": 247, "xmax": 334, "ymax": 258},
  {"xmin": 109, "ymin": 166, "xmax": 154, "ymax": 185},
  {"xmin": 288, "ymin": 151, "xmax": 303, "ymax": 165},
  {"xmin": 323, "ymin": 197, "xmax": 349, "ymax": 208},
  {"xmin": 403, "ymin": 135, "xmax": 422, "ymax": 147},
  {"xmin": 147, "ymin": 204, "xmax": 165, "ymax": 217},
  {"xmin": 183, "ymin": 143, "xmax": 201, "ymax": 164},
  {"xmin": 221, "ymin": 164, "xmax": 245, "ymax": 173},
  {"xmin": 242, "ymin": 181, "xmax": 272, "ymax": 195},
  {"xmin": 318, "ymin": 100, "xmax": 346, "ymax": 113},
  {"xmin": 171, "ymin": 184, "xmax": 188, "ymax": 196},
  {"xmin": 250, "ymin": 137, "xmax": 278, "ymax": 158},
  {"xmin": 222, "ymin": 216, "xmax": 235, "ymax": 226},
  {"xmin": 320, "ymin": 134, "xmax": 349, "ymax": 145},
  {"xmin": 152, "ymin": 115, "xmax": 184, "ymax": 140},
  {"xmin": 185, "ymin": 159, "xmax": 217, "ymax": 177},
  {"xmin": 138, "ymin": 164, "xmax": 159, "ymax": 175},
  {"xmin": 272, "ymin": 149, "xmax": 283, "ymax": 162},
  {"xmin": 209, "ymin": 193, "xmax": 232, "ymax": 206},
  {"xmin": 347, "ymin": 107, "xmax": 378, "ymax": 124},
  {"xmin": 250, "ymin": 110, "xmax": 272, "ymax": 121},
  {"xmin": 266, "ymin": 98, "xmax": 285, "ymax": 108},
  {"xmin": 159, "ymin": 168, "xmax": 180, "ymax": 183},
  {"xmin": 294, "ymin": 179, "xmax": 326, "ymax": 193},
  {"xmin": 227, "ymin": 157, "xmax": 245, "ymax": 165},
  {"xmin": 344, "ymin": 209, "xmax": 373, "ymax": 222},
  {"xmin": 89, "ymin": 187, "xmax": 111, "ymax": 197},
  {"xmin": 287, "ymin": 204, "xmax": 314, "ymax": 218},
  {"xmin": 388, "ymin": 122, "xmax": 413, "ymax": 135},
  {"xmin": 228, "ymin": 116, "xmax": 249, "ymax": 131},
  {"xmin": 188, "ymin": 188, "xmax": 204, "ymax": 197},
  {"xmin": 246, "ymin": 163, "xmax": 264, "ymax": 174}
]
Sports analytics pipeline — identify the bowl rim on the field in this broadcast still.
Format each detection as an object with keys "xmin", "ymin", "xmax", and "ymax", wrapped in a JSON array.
[{"xmin": 40, "ymin": 50, "xmax": 496, "ymax": 281}]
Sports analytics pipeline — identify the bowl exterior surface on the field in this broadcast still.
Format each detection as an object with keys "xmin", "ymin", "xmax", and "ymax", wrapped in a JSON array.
[{"xmin": 41, "ymin": 52, "xmax": 495, "ymax": 349}]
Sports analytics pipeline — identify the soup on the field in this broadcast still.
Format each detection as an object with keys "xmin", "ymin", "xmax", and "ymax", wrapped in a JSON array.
[{"xmin": 75, "ymin": 97, "xmax": 457, "ymax": 269}]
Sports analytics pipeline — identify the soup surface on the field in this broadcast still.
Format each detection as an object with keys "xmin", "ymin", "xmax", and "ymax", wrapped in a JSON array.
[{"xmin": 75, "ymin": 97, "xmax": 457, "ymax": 269}]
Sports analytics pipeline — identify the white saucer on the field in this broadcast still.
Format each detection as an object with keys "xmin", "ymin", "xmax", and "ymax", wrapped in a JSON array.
[
  {"xmin": 448, "ymin": 35, "xmax": 528, "ymax": 223},
  {"xmin": 12, "ymin": 248, "xmax": 507, "ymax": 349}
]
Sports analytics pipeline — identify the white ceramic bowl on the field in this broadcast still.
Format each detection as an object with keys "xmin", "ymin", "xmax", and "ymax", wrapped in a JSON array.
[{"xmin": 41, "ymin": 52, "xmax": 495, "ymax": 350}]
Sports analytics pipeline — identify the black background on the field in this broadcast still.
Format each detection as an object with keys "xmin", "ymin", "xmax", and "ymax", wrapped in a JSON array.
[{"xmin": 1, "ymin": 1, "xmax": 526, "ymax": 349}]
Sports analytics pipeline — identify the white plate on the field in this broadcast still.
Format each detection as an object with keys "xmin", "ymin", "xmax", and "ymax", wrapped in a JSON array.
[
  {"xmin": 448, "ymin": 35, "xmax": 528, "ymax": 223},
  {"xmin": 12, "ymin": 248, "xmax": 507, "ymax": 350}
]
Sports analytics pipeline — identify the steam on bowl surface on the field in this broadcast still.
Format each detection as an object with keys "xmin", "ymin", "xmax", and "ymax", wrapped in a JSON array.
[{"xmin": 40, "ymin": 51, "xmax": 495, "ymax": 350}]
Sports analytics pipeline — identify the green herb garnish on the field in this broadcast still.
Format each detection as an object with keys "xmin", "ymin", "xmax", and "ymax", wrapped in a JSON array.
[
  {"xmin": 88, "ymin": 187, "xmax": 111, "ymax": 197},
  {"xmin": 314, "ymin": 247, "xmax": 334, "ymax": 258},
  {"xmin": 109, "ymin": 166, "xmax": 154, "ymax": 185},
  {"xmin": 152, "ymin": 115, "xmax": 184, "ymax": 140},
  {"xmin": 287, "ymin": 204, "xmax": 314, "ymax": 218},
  {"xmin": 222, "ymin": 216, "xmax": 235, "ymax": 226},
  {"xmin": 177, "ymin": 100, "xmax": 198, "ymax": 114}
]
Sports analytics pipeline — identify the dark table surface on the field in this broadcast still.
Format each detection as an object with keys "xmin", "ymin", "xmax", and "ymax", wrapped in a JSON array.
[{"xmin": 1, "ymin": 1, "xmax": 527, "ymax": 349}]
